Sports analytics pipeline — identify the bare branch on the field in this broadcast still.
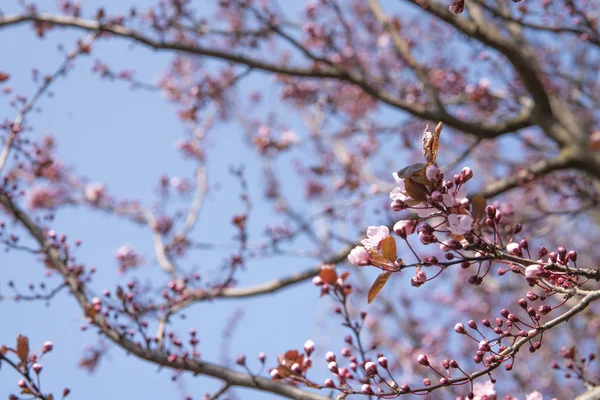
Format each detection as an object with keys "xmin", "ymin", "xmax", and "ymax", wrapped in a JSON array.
[
  {"xmin": 0, "ymin": 32, "xmax": 97, "ymax": 175},
  {"xmin": 0, "ymin": 12, "xmax": 533, "ymax": 140},
  {"xmin": 0, "ymin": 190, "xmax": 330, "ymax": 400}
]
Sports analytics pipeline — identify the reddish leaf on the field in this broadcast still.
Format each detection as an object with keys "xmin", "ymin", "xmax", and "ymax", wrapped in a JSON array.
[
  {"xmin": 0, "ymin": 345, "xmax": 7, "ymax": 355},
  {"xmin": 404, "ymin": 176, "xmax": 428, "ymax": 202},
  {"xmin": 340, "ymin": 272, "xmax": 351, "ymax": 280},
  {"xmin": 422, "ymin": 122, "xmax": 442, "ymax": 163},
  {"xmin": 85, "ymin": 305, "xmax": 97, "ymax": 319},
  {"xmin": 381, "ymin": 236, "xmax": 397, "ymax": 263},
  {"xmin": 366, "ymin": 248, "xmax": 393, "ymax": 268},
  {"xmin": 283, "ymin": 350, "xmax": 299, "ymax": 362},
  {"xmin": 277, "ymin": 350, "xmax": 305, "ymax": 377},
  {"xmin": 47, "ymin": 395, "xmax": 54, "ymax": 400},
  {"xmin": 21, "ymin": 388, "xmax": 33, "ymax": 395},
  {"xmin": 471, "ymin": 194, "xmax": 487, "ymax": 222},
  {"xmin": 16, "ymin": 335, "xmax": 29, "ymax": 365},
  {"xmin": 0, "ymin": 72, "xmax": 9, "ymax": 83},
  {"xmin": 116, "ymin": 285, "xmax": 124, "ymax": 300},
  {"xmin": 395, "ymin": 163, "xmax": 427, "ymax": 179},
  {"xmin": 319, "ymin": 266, "xmax": 337, "ymax": 285},
  {"xmin": 368, "ymin": 272, "xmax": 391, "ymax": 304}
]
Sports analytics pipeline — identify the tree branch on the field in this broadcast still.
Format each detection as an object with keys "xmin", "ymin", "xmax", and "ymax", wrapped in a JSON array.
[
  {"xmin": 0, "ymin": 191, "xmax": 330, "ymax": 400},
  {"xmin": 0, "ymin": 12, "xmax": 533, "ymax": 140}
]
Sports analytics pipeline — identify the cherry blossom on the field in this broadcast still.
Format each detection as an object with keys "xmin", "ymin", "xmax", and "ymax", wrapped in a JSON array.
[
  {"xmin": 347, "ymin": 246, "xmax": 370, "ymax": 266},
  {"xmin": 447, "ymin": 214, "xmax": 474, "ymax": 235},
  {"xmin": 360, "ymin": 226, "xmax": 390, "ymax": 249}
]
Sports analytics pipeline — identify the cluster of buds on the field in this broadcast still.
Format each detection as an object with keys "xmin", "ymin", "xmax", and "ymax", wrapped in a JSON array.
[{"xmin": 312, "ymin": 264, "xmax": 353, "ymax": 297}]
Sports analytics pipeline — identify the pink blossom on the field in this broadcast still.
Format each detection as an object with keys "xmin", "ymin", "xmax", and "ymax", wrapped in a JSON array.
[
  {"xmin": 376, "ymin": 33, "xmax": 390, "ymax": 48},
  {"xmin": 361, "ymin": 226, "xmax": 390, "ymax": 249},
  {"xmin": 348, "ymin": 246, "xmax": 370, "ymax": 266},
  {"xmin": 114, "ymin": 244, "xmax": 141, "ymax": 274},
  {"xmin": 414, "ymin": 205, "xmax": 439, "ymax": 218},
  {"xmin": 26, "ymin": 186, "xmax": 62, "ymax": 210},
  {"xmin": 389, "ymin": 181, "xmax": 409, "ymax": 202},
  {"xmin": 85, "ymin": 183, "xmax": 105, "ymax": 204},
  {"xmin": 442, "ymin": 186, "xmax": 468, "ymax": 207},
  {"xmin": 447, "ymin": 214, "xmax": 473, "ymax": 235},
  {"xmin": 526, "ymin": 391, "xmax": 543, "ymax": 400},
  {"xmin": 280, "ymin": 130, "xmax": 298, "ymax": 145},
  {"xmin": 472, "ymin": 381, "xmax": 496, "ymax": 400}
]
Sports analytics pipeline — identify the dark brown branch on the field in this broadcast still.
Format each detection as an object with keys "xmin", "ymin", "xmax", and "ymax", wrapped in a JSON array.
[
  {"xmin": 0, "ymin": 12, "xmax": 532, "ymax": 140},
  {"xmin": 475, "ymin": 0, "xmax": 600, "ymax": 47},
  {"xmin": 477, "ymin": 150, "xmax": 578, "ymax": 199},
  {"xmin": 405, "ymin": 0, "xmax": 580, "ymax": 147}
]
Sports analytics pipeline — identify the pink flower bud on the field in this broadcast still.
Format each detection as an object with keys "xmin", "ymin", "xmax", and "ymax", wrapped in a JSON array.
[
  {"xmin": 378, "ymin": 356, "xmax": 388, "ymax": 369},
  {"xmin": 449, "ymin": 0, "xmax": 465, "ymax": 14},
  {"xmin": 312, "ymin": 276, "xmax": 323, "ymax": 286},
  {"xmin": 270, "ymin": 369, "xmax": 282, "ymax": 379},
  {"xmin": 325, "ymin": 351, "xmax": 336, "ymax": 362},
  {"xmin": 417, "ymin": 354, "xmax": 429, "ymax": 366},
  {"xmin": 327, "ymin": 361, "xmax": 338, "ymax": 374},
  {"xmin": 526, "ymin": 291, "xmax": 539, "ymax": 301},
  {"xmin": 291, "ymin": 363, "xmax": 302, "ymax": 374},
  {"xmin": 539, "ymin": 305, "xmax": 552, "ymax": 315},
  {"xmin": 258, "ymin": 352, "xmax": 266, "ymax": 363},
  {"xmin": 236, "ymin": 354, "xmax": 246, "ymax": 366},
  {"xmin": 42, "ymin": 341, "xmax": 53, "ymax": 353},
  {"xmin": 18, "ymin": 379, "xmax": 27, "ymax": 389},
  {"xmin": 324, "ymin": 378, "xmax": 335, "ymax": 388},
  {"xmin": 304, "ymin": 340, "xmax": 315, "ymax": 355},
  {"xmin": 454, "ymin": 323, "xmax": 466, "ymax": 334},
  {"xmin": 526, "ymin": 264, "xmax": 544, "ymax": 279},
  {"xmin": 33, "ymin": 363, "xmax": 43, "ymax": 374},
  {"xmin": 461, "ymin": 167, "xmax": 473, "ymax": 180},
  {"xmin": 506, "ymin": 242, "xmax": 522, "ymax": 256},
  {"xmin": 423, "ymin": 378, "xmax": 431, "ymax": 386},
  {"xmin": 341, "ymin": 347, "xmax": 352, "ymax": 357},
  {"xmin": 364, "ymin": 361, "xmax": 378, "ymax": 376},
  {"xmin": 361, "ymin": 384, "xmax": 374, "ymax": 395}
]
